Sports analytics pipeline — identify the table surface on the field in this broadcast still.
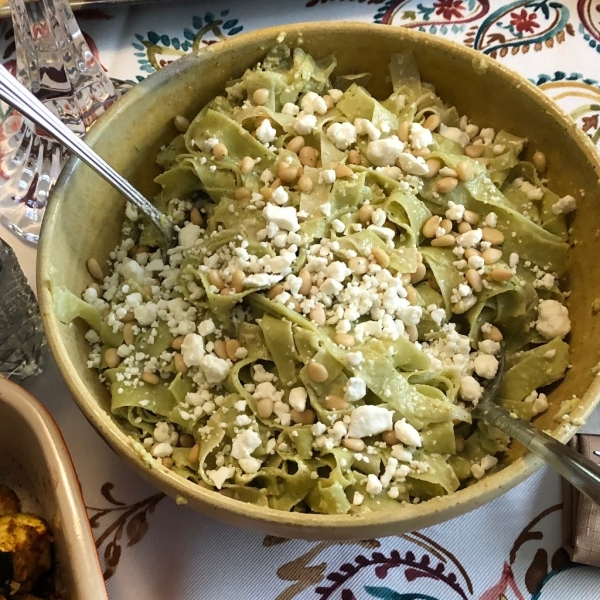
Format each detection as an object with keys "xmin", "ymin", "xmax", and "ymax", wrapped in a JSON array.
[{"xmin": 3, "ymin": 1, "xmax": 600, "ymax": 598}]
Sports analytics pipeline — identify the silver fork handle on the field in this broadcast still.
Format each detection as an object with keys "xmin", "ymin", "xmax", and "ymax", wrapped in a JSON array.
[
  {"xmin": 485, "ymin": 403, "xmax": 600, "ymax": 504},
  {"xmin": 0, "ymin": 63, "xmax": 172, "ymax": 248}
]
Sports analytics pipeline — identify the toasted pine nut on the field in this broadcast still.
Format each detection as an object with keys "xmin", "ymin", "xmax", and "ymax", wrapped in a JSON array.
[
  {"xmin": 188, "ymin": 444, "xmax": 200, "ymax": 464},
  {"xmin": 323, "ymin": 94, "xmax": 334, "ymax": 110},
  {"xmin": 431, "ymin": 234, "xmax": 455, "ymax": 247},
  {"xmin": 172, "ymin": 336, "xmax": 184, "ymax": 351},
  {"xmin": 270, "ymin": 178, "xmax": 281, "ymax": 190},
  {"xmin": 267, "ymin": 284, "xmax": 285, "ymax": 300},
  {"xmin": 309, "ymin": 305, "xmax": 326, "ymax": 326},
  {"xmin": 411, "ymin": 263, "xmax": 427, "ymax": 284},
  {"xmin": 105, "ymin": 348, "xmax": 121, "ymax": 368},
  {"xmin": 465, "ymin": 145, "xmax": 485, "ymax": 158},
  {"xmin": 424, "ymin": 158, "xmax": 442, "ymax": 178},
  {"xmin": 422, "ymin": 215, "xmax": 442, "ymax": 238},
  {"xmin": 235, "ymin": 187, "xmax": 251, "ymax": 200},
  {"xmin": 213, "ymin": 339, "xmax": 228, "ymax": 360},
  {"xmin": 458, "ymin": 221, "xmax": 472, "ymax": 234},
  {"xmin": 464, "ymin": 248, "xmax": 481, "ymax": 260},
  {"xmin": 347, "ymin": 149, "xmax": 361, "ymax": 165},
  {"xmin": 190, "ymin": 207, "xmax": 203, "ymax": 226},
  {"xmin": 456, "ymin": 161, "xmax": 474, "ymax": 182},
  {"xmin": 252, "ymin": 88, "xmax": 269, "ymax": 105},
  {"xmin": 299, "ymin": 269, "xmax": 312, "ymax": 295},
  {"xmin": 533, "ymin": 151, "xmax": 547, "ymax": 174},
  {"xmin": 324, "ymin": 395, "xmax": 349, "ymax": 410},
  {"xmin": 142, "ymin": 372, "xmax": 160, "ymax": 385},
  {"xmin": 291, "ymin": 409, "xmax": 316, "ymax": 425},
  {"xmin": 335, "ymin": 333, "xmax": 355, "ymax": 348},
  {"xmin": 307, "ymin": 361, "xmax": 329, "ymax": 383},
  {"xmin": 452, "ymin": 296, "xmax": 477, "ymax": 314},
  {"xmin": 397, "ymin": 121, "xmax": 410, "ymax": 143},
  {"xmin": 173, "ymin": 115, "xmax": 190, "ymax": 133},
  {"xmin": 87, "ymin": 258, "xmax": 104, "ymax": 281},
  {"xmin": 225, "ymin": 339, "xmax": 241, "ymax": 361},
  {"xmin": 257, "ymin": 398, "xmax": 274, "ymax": 419},
  {"xmin": 279, "ymin": 165, "xmax": 299, "ymax": 184},
  {"xmin": 335, "ymin": 164, "xmax": 353, "ymax": 178},
  {"xmin": 286, "ymin": 135, "xmax": 305, "ymax": 153},
  {"xmin": 299, "ymin": 146, "xmax": 318, "ymax": 167},
  {"xmin": 424, "ymin": 113, "xmax": 441, "ymax": 131},
  {"xmin": 241, "ymin": 156, "xmax": 255, "ymax": 174},
  {"xmin": 172, "ymin": 353, "xmax": 187, "ymax": 373},
  {"xmin": 123, "ymin": 322, "xmax": 135, "ymax": 346},
  {"xmin": 208, "ymin": 270, "xmax": 225, "ymax": 290},
  {"xmin": 462, "ymin": 210, "xmax": 480, "ymax": 225},
  {"xmin": 372, "ymin": 247, "xmax": 390, "ymax": 268},
  {"xmin": 412, "ymin": 148, "xmax": 430, "ymax": 158},
  {"xmin": 406, "ymin": 285, "xmax": 418, "ymax": 305},
  {"xmin": 298, "ymin": 175, "xmax": 313, "ymax": 193},
  {"xmin": 162, "ymin": 457, "xmax": 174, "ymax": 469},
  {"xmin": 343, "ymin": 438, "xmax": 365, "ymax": 451},
  {"xmin": 466, "ymin": 269, "xmax": 483, "ymax": 292},
  {"xmin": 406, "ymin": 324, "xmax": 419, "ymax": 342},
  {"xmin": 358, "ymin": 204, "xmax": 374, "ymax": 225},
  {"xmin": 482, "ymin": 248, "xmax": 503, "ymax": 265},
  {"xmin": 213, "ymin": 143, "xmax": 228, "ymax": 159},
  {"xmin": 381, "ymin": 430, "xmax": 399, "ymax": 446},
  {"xmin": 436, "ymin": 176, "xmax": 459, "ymax": 194},
  {"xmin": 483, "ymin": 325, "xmax": 503, "ymax": 342},
  {"xmin": 490, "ymin": 268, "xmax": 513, "ymax": 282},
  {"xmin": 482, "ymin": 227, "xmax": 504, "ymax": 245},
  {"xmin": 440, "ymin": 218, "xmax": 453, "ymax": 234},
  {"xmin": 231, "ymin": 270, "xmax": 245, "ymax": 293},
  {"xmin": 348, "ymin": 257, "xmax": 368, "ymax": 275},
  {"xmin": 260, "ymin": 186, "xmax": 273, "ymax": 201}
]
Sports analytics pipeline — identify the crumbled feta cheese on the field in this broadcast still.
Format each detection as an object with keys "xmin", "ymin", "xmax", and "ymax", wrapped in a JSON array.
[
  {"xmin": 208, "ymin": 466, "xmax": 235, "ymax": 489},
  {"xmin": 394, "ymin": 418, "xmax": 422, "ymax": 447},
  {"xmin": 354, "ymin": 118, "xmax": 381, "ymax": 141},
  {"xmin": 409, "ymin": 123, "xmax": 433, "ymax": 150},
  {"xmin": 397, "ymin": 153, "xmax": 429, "ymax": 176},
  {"xmin": 271, "ymin": 186, "xmax": 289, "ymax": 206},
  {"xmin": 320, "ymin": 169, "xmax": 337, "ymax": 184},
  {"xmin": 460, "ymin": 376, "xmax": 483, "ymax": 403},
  {"xmin": 151, "ymin": 442, "xmax": 173, "ymax": 458},
  {"xmin": 327, "ymin": 122, "xmax": 357, "ymax": 150},
  {"xmin": 281, "ymin": 102, "xmax": 299, "ymax": 116},
  {"xmin": 348, "ymin": 405, "xmax": 393, "ymax": 438},
  {"xmin": 289, "ymin": 387, "xmax": 308, "ymax": 412},
  {"xmin": 301, "ymin": 91, "xmax": 328, "ymax": 115},
  {"xmin": 198, "ymin": 318, "xmax": 216, "ymax": 337},
  {"xmin": 346, "ymin": 351, "xmax": 364, "ymax": 366},
  {"xmin": 328, "ymin": 89, "xmax": 343, "ymax": 103},
  {"xmin": 551, "ymin": 195, "xmax": 577, "ymax": 215},
  {"xmin": 231, "ymin": 429, "xmax": 261, "ymax": 459},
  {"xmin": 199, "ymin": 354, "xmax": 230, "ymax": 383},
  {"xmin": 446, "ymin": 201, "xmax": 465, "ymax": 222},
  {"xmin": 294, "ymin": 114, "xmax": 318, "ymax": 135},
  {"xmin": 366, "ymin": 474, "xmax": 383, "ymax": 496},
  {"xmin": 456, "ymin": 228, "xmax": 483, "ymax": 248},
  {"xmin": 178, "ymin": 223, "xmax": 202, "ymax": 248},
  {"xmin": 439, "ymin": 124, "xmax": 470, "ymax": 147},
  {"xmin": 181, "ymin": 333, "xmax": 205, "ymax": 367},
  {"xmin": 366, "ymin": 136, "xmax": 404, "ymax": 167},
  {"xmin": 263, "ymin": 204, "xmax": 300, "ymax": 232},
  {"xmin": 474, "ymin": 354, "xmax": 499, "ymax": 379},
  {"xmin": 352, "ymin": 491, "xmax": 364, "ymax": 506},
  {"xmin": 479, "ymin": 339, "xmax": 501, "ymax": 355},
  {"xmin": 391, "ymin": 445, "xmax": 413, "ymax": 462},
  {"xmin": 536, "ymin": 299, "xmax": 571, "ymax": 339},
  {"xmin": 344, "ymin": 377, "xmax": 367, "ymax": 402},
  {"xmin": 255, "ymin": 119, "xmax": 277, "ymax": 143}
]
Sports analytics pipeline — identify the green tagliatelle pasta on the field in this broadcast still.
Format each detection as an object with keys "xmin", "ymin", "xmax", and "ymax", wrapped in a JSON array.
[{"xmin": 56, "ymin": 45, "xmax": 576, "ymax": 514}]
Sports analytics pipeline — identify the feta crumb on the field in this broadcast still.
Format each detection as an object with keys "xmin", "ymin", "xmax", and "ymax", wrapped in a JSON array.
[
  {"xmin": 281, "ymin": 102, "xmax": 299, "ymax": 116},
  {"xmin": 289, "ymin": 387, "xmax": 308, "ymax": 412},
  {"xmin": 198, "ymin": 319, "xmax": 216, "ymax": 337},
  {"xmin": 344, "ymin": 377, "xmax": 367, "ymax": 402},
  {"xmin": 327, "ymin": 122, "xmax": 357, "ymax": 150},
  {"xmin": 439, "ymin": 124, "xmax": 470, "ymax": 147},
  {"xmin": 536, "ymin": 299, "xmax": 571, "ymax": 339},
  {"xmin": 255, "ymin": 119, "xmax": 277, "ymax": 143},
  {"xmin": 397, "ymin": 153, "xmax": 429, "ymax": 176},
  {"xmin": 366, "ymin": 473, "xmax": 383, "ymax": 496},
  {"xmin": 352, "ymin": 491, "xmax": 364, "ymax": 506},
  {"xmin": 178, "ymin": 223, "xmax": 202, "ymax": 248},
  {"xmin": 294, "ymin": 114, "xmax": 318, "ymax": 135},
  {"xmin": 231, "ymin": 429, "xmax": 261, "ymax": 460},
  {"xmin": 394, "ymin": 418, "xmax": 422, "ymax": 447},
  {"xmin": 199, "ymin": 354, "xmax": 230, "ymax": 383},
  {"xmin": 348, "ymin": 405, "xmax": 394, "ymax": 438},
  {"xmin": 366, "ymin": 136, "xmax": 404, "ymax": 166},
  {"xmin": 208, "ymin": 466, "xmax": 235, "ymax": 489},
  {"xmin": 409, "ymin": 123, "xmax": 433, "ymax": 150},
  {"xmin": 181, "ymin": 333, "xmax": 205, "ymax": 367},
  {"xmin": 474, "ymin": 354, "xmax": 499, "ymax": 379},
  {"xmin": 460, "ymin": 376, "xmax": 483, "ymax": 403},
  {"xmin": 300, "ymin": 91, "xmax": 328, "ymax": 115},
  {"xmin": 354, "ymin": 118, "xmax": 381, "ymax": 141},
  {"xmin": 263, "ymin": 204, "xmax": 299, "ymax": 232},
  {"xmin": 551, "ymin": 194, "xmax": 577, "ymax": 215}
]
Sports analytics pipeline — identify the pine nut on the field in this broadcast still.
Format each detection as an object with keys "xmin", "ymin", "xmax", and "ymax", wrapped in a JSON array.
[
  {"xmin": 335, "ymin": 333, "xmax": 355, "ymax": 348},
  {"xmin": 436, "ymin": 176, "xmax": 458, "ymax": 194},
  {"xmin": 401, "ymin": 273, "xmax": 412, "ymax": 286},
  {"xmin": 279, "ymin": 165, "xmax": 299, "ymax": 184},
  {"xmin": 213, "ymin": 339, "xmax": 228, "ymax": 360},
  {"xmin": 406, "ymin": 324, "xmax": 419, "ymax": 342},
  {"xmin": 347, "ymin": 149, "xmax": 361, "ymax": 165},
  {"xmin": 456, "ymin": 161, "xmax": 474, "ymax": 182},
  {"xmin": 482, "ymin": 248, "xmax": 503, "ymax": 265},
  {"xmin": 533, "ymin": 151, "xmax": 547, "ymax": 174},
  {"xmin": 412, "ymin": 148, "xmax": 430, "ymax": 158},
  {"xmin": 371, "ymin": 247, "xmax": 390, "ymax": 268},
  {"xmin": 452, "ymin": 296, "xmax": 477, "ymax": 314},
  {"xmin": 270, "ymin": 178, "xmax": 281, "ymax": 190},
  {"xmin": 483, "ymin": 325, "xmax": 503, "ymax": 342},
  {"xmin": 225, "ymin": 339, "xmax": 241, "ymax": 361},
  {"xmin": 87, "ymin": 258, "xmax": 104, "ymax": 281},
  {"xmin": 348, "ymin": 257, "xmax": 368, "ymax": 275},
  {"xmin": 288, "ymin": 297, "xmax": 301, "ymax": 313},
  {"xmin": 490, "ymin": 268, "xmax": 513, "ymax": 282},
  {"xmin": 142, "ymin": 372, "xmax": 160, "ymax": 385},
  {"xmin": 464, "ymin": 248, "xmax": 481, "ymax": 260},
  {"xmin": 343, "ymin": 438, "xmax": 365, "ymax": 451},
  {"xmin": 235, "ymin": 187, "xmax": 251, "ymax": 200},
  {"xmin": 466, "ymin": 269, "xmax": 483, "ymax": 292},
  {"xmin": 482, "ymin": 227, "xmax": 504, "ymax": 245},
  {"xmin": 208, "ymin": 270, "xmax": 225, "ymax": 290},
  {"xmin": 359, "ymin": 204, "xmax": 374, "ymax": 225},
  {"xmin": 309, "ymin": 305, "xmax": 326, "ymax": 326},
  {"xmin": 172, "ymin": 336, "xmax": 184, "ymax": 351},
  {"xmin": 123, "ymin": 322, "xmax": 135, "ymax": 346},
  {"xmin": 462, "ymin": 210, "xmax": 480, "ymax": 225},
  {"xmin": 105, "ymin": 348, "xmax": 121, "ymax": 368},
  {"xmin": 422, "ymin": 215, "xmax": 442, "ymax": 238},
  {"xmin": 190, "ymin": 207, "xmax": 203, "ymax": 226},
  {"xmin": 440, "ymin": 218, "xmax": 453, "ymax": 234},
  {"xmin": 267, "ymin": 284, "xmax": 285, "ymax": 299},
  {"xmin": 213, "ymin": 143, "xmax": 228, "ymax": 159},
  {"xmin": 180, "ymin": 433, "xmax": 195, "ymax": 448},
  {"xmin": 291, "ymin": 409, "xmax": 316, "ymax": 425},
  {"xmin": 299, "ymin": 269, "xmax": 312, "ymax": 295},
  {"xmin": 286, "ymin": 135, "xmax": 305, "ymax": 154},
  {"xmin": 87, "ymin": 282, "xmax": 103, "ymax": 297},
  {"xmin": 231, "ymin": 270, "xmax": 245, "ymax": 293},
  {"xmin": 405, "ymin": 285, "xmax": 418, "ymax": 305},
  {"xmin": 411, "ymin": 263, "xmax": 427, "ymax": 284},
  {"xmin": 299, "ymin": 146, "xmax": 318, "ymax": 167},
  {"xmin": 257, "ymin": 398, "xmax": 274, "ymax": 419},
  {"xmin": 431, "ymin": 234, "xmax": 455, "ymax": 247},
  {"xmin": 173, "ymin": 115, "xmax": 190, "ymax": 133},
  {"xmin": 458, "ymin": 221, "xmax": 472, "ymax": 234},
  {"xmin": 424, "ymin": 158, "xmax": 441, "ymax": 178},
  {"xmin": 120, "ymin": 311, "xmax": 134, "ymax": 324},
  {"xmin": 298, "ymin": 175, "xmax": 313, "ymax": 193},
  {"xmin": 260, "ymin": 186, "xmax": 273, "ymax": 200},
  {"xmin": 424, "ymin": 113, "xmax": 441, "ymax": 131},
  {"xmin": 397, "ymin": 121, "xmax": 410, "ymax": 143},
  {"xmin": 307, "ymin": 361, "xmax": 329, "ymax": 383},
  {"xmin": 252, "ymin": 88, "xmax": 269, "ymax": 105},
  {"xmin": 381, "ymin": 430, "xmax": 399, "ymax": 446},
  {"xmin": 323, "ymin": 94, "xmax": 334, "ymax": 110},
  {"xmin": 335, "ymin": 164, "xmax": 353, "ymax": 178},
  {"xmin": 162, "ymin": 457, "xmax": 174, "ymax": 469},
  {"xmin": 324, "ymin": 395, "xmax": 349, "ymax": 410},
  {"xmin": 174, "ymin": 353, "xmax": 188, "ymax": 373},
  {"xmin": 241, "ymin": 156, "xmax": 255, "ymax": 174},
  {"xmin": 465, "ymin": 145, "xmax": 485, "ymax": 158},
  {"xmin": 188, "ymin": 444, "xmax": 200, "ymax": 464}
]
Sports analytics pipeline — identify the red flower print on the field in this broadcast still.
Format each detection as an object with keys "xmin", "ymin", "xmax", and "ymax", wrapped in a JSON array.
[
  {"xmin": 433, "ymin": 0, "xmax": 464, "ymax": 20},
  {"xmin": 510, "ymin": 9, "xmax": 540, "ymax": 34}
]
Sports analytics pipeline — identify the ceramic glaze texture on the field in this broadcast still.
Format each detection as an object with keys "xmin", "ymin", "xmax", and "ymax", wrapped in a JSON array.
[{"xmin": 37, "ymin": 22, "xmax": 600, "ymax": 540}]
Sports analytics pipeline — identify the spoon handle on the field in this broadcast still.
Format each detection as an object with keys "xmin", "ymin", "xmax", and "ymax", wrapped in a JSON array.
[
  {"xmin": 483, "ymin": 402, "xmax": 600, "ymax": 504},
  {"xmin": 0, "ymin": 64, "xmax": 170, "ymax": 246}
]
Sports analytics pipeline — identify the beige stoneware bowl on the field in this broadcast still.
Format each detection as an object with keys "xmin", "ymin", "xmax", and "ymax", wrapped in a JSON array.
[{"xmin": 38, "ymin": 22, "xmax": 600, "ymax": 540}]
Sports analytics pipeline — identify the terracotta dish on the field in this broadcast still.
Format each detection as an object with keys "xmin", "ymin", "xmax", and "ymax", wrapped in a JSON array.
[
  {"xmin": 38, "ymin": 22, "xmax": 600, "ymax": 540},
  {"xmin": 0, "ymin": 377, "xmax": 107, "ymax": 598}
]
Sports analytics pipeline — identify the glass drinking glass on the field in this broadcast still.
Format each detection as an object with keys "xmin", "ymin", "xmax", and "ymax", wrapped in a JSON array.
[{"xmin": 0, "ymin": 0, "xmax": 117, "ymax": 243}]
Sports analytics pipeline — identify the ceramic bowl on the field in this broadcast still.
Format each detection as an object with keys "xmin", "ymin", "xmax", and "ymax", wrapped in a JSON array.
[
  {"xmin": 0, "ymin": 377, "xmax": 107, "ymax": 598},
  {"xmin": 38, "ymin": 22, "xmax": 600, "ymax": 540}
]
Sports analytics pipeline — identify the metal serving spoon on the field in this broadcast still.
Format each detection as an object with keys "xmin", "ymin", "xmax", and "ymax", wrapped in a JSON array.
[
  {"xmin": 0, "ymin": 64, "xmax": 174, "ymax": 251},
  {"xmin": 473, "ymin": 349, "xmax": 600, "ymax": 504}
]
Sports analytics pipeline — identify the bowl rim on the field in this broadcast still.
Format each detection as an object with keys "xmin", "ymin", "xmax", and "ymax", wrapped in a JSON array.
[{"xmin": 37, "ymin": 21, "xmax": 600, "ymax": 536}]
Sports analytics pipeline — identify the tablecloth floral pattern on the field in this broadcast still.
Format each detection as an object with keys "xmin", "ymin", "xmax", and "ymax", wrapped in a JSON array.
[{"xmin": 2, "ymin": 1, "xmax": 600, "ymax": 598}]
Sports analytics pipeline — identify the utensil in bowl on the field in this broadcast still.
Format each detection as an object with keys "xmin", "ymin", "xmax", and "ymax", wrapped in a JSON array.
[
  {"xmin": 0, "ymin": 63, "xmax": 174, "ymax": 252},
  {"xmin": 474, "ymin": 350, "xmax": 600, "ymax": 505},
  {"xmin": 37, "ymin": 22, "xmax": 600, "ymax": 540}
]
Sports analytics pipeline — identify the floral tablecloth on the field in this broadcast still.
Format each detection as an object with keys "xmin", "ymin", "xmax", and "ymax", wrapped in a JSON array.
[{"xmin": 3, "ymin": 1, "xmax": 600, "ymax": 598}]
